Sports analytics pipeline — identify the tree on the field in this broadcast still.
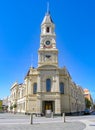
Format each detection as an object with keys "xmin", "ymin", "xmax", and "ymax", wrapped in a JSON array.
[
  {"xmin": 85, "ymin": 98, "xmax": 91, "ymax": 109},
  {"xmin": 10, "ymin": 106, "xmax": 13, "ymax": 110},
  {"xmin": 93, "ymin": 104, "xmax": 95, "ymax": 110},
  {"xmin": 13, "ymin": 104, "xmax": 17, "ymax": 108},
  {"xmin": 0, "ymin": 106, "xmax": 2, "ymax": 112},
  {"xmin": 0, "ymin": 100, "xmax": 2, "ymax": 112},
  {"xmin": 13, "ymin": 103, "xmax": 17, "ymax": 114}
]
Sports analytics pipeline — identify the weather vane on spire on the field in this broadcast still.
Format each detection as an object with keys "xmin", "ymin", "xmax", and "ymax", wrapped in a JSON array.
[{"xmin": 47, "ymin": 2, "xmax": 50, "ymax": 14}]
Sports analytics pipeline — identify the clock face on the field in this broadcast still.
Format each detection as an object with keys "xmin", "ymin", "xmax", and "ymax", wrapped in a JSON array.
[{"xmin": 45, "ymin": 40, "xmax": 50, "ymax": 45}]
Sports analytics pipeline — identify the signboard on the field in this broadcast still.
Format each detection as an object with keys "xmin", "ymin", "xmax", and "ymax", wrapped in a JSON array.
[{"xmin": 45, "ymin": 110, "xmax": 51, "ymax": 118}]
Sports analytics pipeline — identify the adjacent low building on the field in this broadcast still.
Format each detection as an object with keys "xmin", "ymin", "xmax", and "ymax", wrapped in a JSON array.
[
  {"xmin": 84, "ymin": 88, "xmax": 93, "ymax": 109},
  {"xmin": 2, "ymin": 97, "xmax": 8, "ymax": 112},
  {"xmin": 9, "ymin": 10, "xmax": 85, "ymax": 115}
]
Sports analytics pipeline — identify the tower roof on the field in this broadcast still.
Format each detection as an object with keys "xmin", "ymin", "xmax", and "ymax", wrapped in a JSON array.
[{"xmin": 41, "ymin": 12, "xmax": 54, "ymax": 25}]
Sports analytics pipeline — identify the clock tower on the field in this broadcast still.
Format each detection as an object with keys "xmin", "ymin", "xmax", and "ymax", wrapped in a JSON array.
[{"xmin": 38, "ymin": 11, "xmax": 58, "ymax": 67}]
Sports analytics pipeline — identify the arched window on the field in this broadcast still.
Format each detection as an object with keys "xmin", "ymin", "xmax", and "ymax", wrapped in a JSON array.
[
  {"xmin": 33, "ymin": 83, "xmax": 37, "ymax": 94},
  {"xmin": 46, "ymin": 27, "xmax": 50, "ymax": 33},
  {"xmin": 46, "ymin": 79, "xmax": 51, "ymax": 92},
  {"xmin": 60, "ymin": 82, "xmax": 64, "ymax": 94}
]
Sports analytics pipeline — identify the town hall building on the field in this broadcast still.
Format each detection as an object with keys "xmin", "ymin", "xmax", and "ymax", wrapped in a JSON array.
[{"xmin": 9, "ymin": 10, "xmax": 85, "ymax": 115}]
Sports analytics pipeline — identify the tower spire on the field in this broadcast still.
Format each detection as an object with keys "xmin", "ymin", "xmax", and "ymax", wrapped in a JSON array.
[{"xmin": 47, "ymin": 2, "xmax": 50, "ymax": 14}]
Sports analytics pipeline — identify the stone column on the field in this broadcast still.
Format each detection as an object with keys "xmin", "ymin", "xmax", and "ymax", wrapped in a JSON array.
[
  {"xmin": 28, "ymin": 80, "xmax": 31, "ymax": 94},
  {"xmin": 56, "ymin": 72, "xmax": 60, "ymax": 92},
  {"xmin": 37, "ymin": 74, "xmax": 41, "ymax": 92},
  {"xmin": 37, "ymin": 99, "xmax": 42, "ymax": 114},
  {"xmin": 55, "ymin": 98, "xmax": 61, "ymax": 115},
  {"xmin": 25, "ymin": 100, "xmax": 27, "ymax": 113}
]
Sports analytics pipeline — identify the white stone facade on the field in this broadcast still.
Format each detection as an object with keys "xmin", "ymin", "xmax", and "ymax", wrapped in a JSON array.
[{"xmin": 9, "ymin": 11, "xmax": 85, "ymax": 115}]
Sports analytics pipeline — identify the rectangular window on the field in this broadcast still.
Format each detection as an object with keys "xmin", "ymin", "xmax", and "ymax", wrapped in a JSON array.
[{"xmin": 46, "ymin": 27, "xmax": 49, "ymax": 33}]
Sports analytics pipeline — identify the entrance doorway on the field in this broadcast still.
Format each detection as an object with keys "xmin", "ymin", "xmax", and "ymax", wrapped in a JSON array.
[{"xmin": 42, "ymin": 101, "xmax": 54, "ymax": 114}]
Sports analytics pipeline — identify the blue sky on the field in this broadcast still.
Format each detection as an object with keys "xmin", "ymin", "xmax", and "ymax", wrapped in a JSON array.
[{"xmin": 0, "ymin": 0, "xmax": 95, "ymax": 100}]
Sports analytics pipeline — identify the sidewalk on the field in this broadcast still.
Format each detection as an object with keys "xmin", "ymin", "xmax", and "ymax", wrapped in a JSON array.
[
  {"xmin": 0, "ymin": 122, "xmax": 85, "ymax": 130},
  {"xmin": 0, "ymin": 113, "xmax": 86, "ymax": 130},
  {"xmin": 1, "ymin": 113, "xmax": 95, "ymax": 130}
]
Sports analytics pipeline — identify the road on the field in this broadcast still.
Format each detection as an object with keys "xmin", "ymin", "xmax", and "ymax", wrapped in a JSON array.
[
  {"xmin": 0, "ymin": 113, "xmax": 95, "ymax": 130},
  {"xmin": 67, "ymin": 115, "xmax": 95, "ymax": 130}
]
